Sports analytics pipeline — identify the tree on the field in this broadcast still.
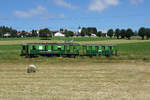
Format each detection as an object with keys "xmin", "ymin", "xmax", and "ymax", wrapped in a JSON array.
[
  {"xmin": 10, "ymin": 30, "xmax": 17, "ymax": 37},
  {"xmin": 39, "ymin": 28, "xmax": 52, "ymax": 40},
  {"xmin": 87, "ymin": 27, "xmax": 97, "ymax": 36},
  {"xmin": 20, "ymin": 30, "xmax": 27, "ymax": 37},
  {"xmin": 120, "ymin": 29, "xmax": 126, "ymax": 39},
  {"xmin": 64, "ymin": 30, "xmax": 74, "ymax": 37},
  {"xmin": 60, "ymin": 28, "xmax": 64, "ymax": 32},
  {"xmin": 0, "ymin": 26, "xmax": 18, "ymax": 37},
  {"xmin": 96, "ymin": 31, "xmax": 102, "ymax": 37},
  {"xmin": 138, "ymin": 27, "xmax": 146, "ymax": 40},
  {"xmin": 126, "ymin": 28, "xmax": 133, "ymax": 40},
  {"xmin": 115, "ymin": 28, "xmax": 120, "ymax": 39},
  {"xmin": 145, "ymin": 28, "xmax": 150, "ymax": 40},
  {"xmin": 80, "ymin": 28, "xmax": 87, "ymax": 36},
  {"xmin": 31, "ymin": 30, "xmax": 38, "ymax": 37},
  {"xmin": 107, "ymin": 29, "xmax": 114, "ymax": 38}
]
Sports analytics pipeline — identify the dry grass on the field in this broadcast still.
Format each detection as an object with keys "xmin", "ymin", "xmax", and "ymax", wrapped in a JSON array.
[
  {"xmin": 0, "ymin": 39, "xmax": 150, "ymax": 45},
  {"xmin": 0, "ymin": 61, "xmax": 150, "ymax": 100}
]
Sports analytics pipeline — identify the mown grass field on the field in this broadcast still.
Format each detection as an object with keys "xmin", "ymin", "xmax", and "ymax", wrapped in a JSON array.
[
  {"xmin": 0, "ymin": 38, "xmax": 150, "ymax": 100},
  {"xmin": 1, "ymin": 61, "xmax": 150, "ymax": 100}
]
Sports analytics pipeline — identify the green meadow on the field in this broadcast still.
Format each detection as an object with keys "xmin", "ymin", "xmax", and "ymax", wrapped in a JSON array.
[{"xmin": 0, "ymin": 40, "xmax": 150, "ymax": 63}]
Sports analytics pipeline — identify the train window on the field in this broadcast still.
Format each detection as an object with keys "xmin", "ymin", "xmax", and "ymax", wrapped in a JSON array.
[
  {"xmin": 109, "ymin": 46, "xmax": 112, "ymax": 50},
  {"xmin": 90, "ymin": 46, "xmax": 92, "ymax": 51},
  {"xmin": 102, "ymin": 46, "xmax": 105, "ymax": 50},
  {"xmin": 33, "ymin": 45, "xmax": 36, "ymax": 50},
  {"xmin": 58, "ymin": 45, "xmax": 61, "ymax": 50},
  {"xmin": 95, "ymin": 46, "xmax": 98, "ymax": 51},
  {"xmin": 39, "ymin": 45, "xmax": 43, "ymax": 50},
  {"xmin": 45, "ymin": 45, "xmax": 48, "ymax": 51},
  {"xmin": 23, "ymin": 46, "xmax": 25, "ymax": 50},
  {"xmin": 51, "ymin": 45, "xmax": 54, "ymax": 50}
]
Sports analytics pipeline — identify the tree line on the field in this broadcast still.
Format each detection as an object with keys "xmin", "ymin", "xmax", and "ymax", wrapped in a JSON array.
[
  {"xmin": 80, "ymin": 27, "xmax": 135, "ymax": 39},
  {"xmin": 0, "ymin": 26, "xmax": 150, "ymax": 40},
  {"xmin": 106, "ymin": 28, "xmax": 134, "ymax": 40},
  {"xmin": 106, "ymin": 28, "xmax": 150, "ymax": 40},
  {"xmin": 80, "ymin": 27, "xmax": 150, "ymax": 40},
  {"xmin": 0, "ymin": 26, "xmax": 18, "ymax": 37},
  {"xmin": 0, "ymin": 26, "xmax": 39, "ymax": 37}
]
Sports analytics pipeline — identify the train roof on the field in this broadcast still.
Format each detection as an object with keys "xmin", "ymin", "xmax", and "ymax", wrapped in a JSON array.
[
  {"xmin": 83, "ymin": 44, "xmax": 117, "ymax": 46},
  {"xmin": 22, "ymin": 43, "xmax": 117, "ymax": 46},
  {"xmin": 23, "ymin": 43, "xmax": 79, "ymax": 45}
]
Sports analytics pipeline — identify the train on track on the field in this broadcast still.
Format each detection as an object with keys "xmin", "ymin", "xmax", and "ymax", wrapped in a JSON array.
[{"xmin": 21, "ymin": 43, "xmax": 118, "ymax": 57}]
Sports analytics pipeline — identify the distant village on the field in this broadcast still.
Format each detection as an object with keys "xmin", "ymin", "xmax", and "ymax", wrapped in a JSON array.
[
  {"xmin": 0, "ymin": 26, "xmax": 107, "ymax": 38},
  {"xmin": 0, "ymin": 26, "xmax": 150, "ymax": 40}
]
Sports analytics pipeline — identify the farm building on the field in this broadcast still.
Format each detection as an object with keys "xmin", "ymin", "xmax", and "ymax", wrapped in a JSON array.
[
  {"xmin": 3, "ymin": 33, "xmax": 11, "ymax": 37},
  {"xmin": 54, "ymin": 32, "xmax": 65, "ymax": 37}
]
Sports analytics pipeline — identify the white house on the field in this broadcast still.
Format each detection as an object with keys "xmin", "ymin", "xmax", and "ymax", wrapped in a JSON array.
[
  {"xmin": 3, "ymin": 33, "xmax": 11, "ymax": 37},
  {"xmin": 91, "ymin": 34, "xmax": 97, "ymax": 37},
  {"xmin": 54, "ymin": 32, "xmax": 65, "ymax": 37}
]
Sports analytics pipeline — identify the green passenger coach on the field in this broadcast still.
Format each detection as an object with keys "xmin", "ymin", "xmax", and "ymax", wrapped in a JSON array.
[{"xmin": 21, "ymin": 43, "xmax": 117, "ymax": 57}]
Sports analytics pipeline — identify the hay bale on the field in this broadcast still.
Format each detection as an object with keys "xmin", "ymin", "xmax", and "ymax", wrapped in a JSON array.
[{"xmin": 27, "ymin": 64, "xmax": 37, "ymax": 73}]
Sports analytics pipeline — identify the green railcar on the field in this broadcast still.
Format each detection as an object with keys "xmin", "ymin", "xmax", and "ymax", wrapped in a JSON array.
[{"xmin": 21, "ymin": 43, "xmax": 117, "ymax": 57}]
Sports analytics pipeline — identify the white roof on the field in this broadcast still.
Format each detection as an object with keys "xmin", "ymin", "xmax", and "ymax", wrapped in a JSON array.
[
  {"xmin": 54, "ymin": 32, "xmax": 65, "ymax": 37},
  {"xmin": 91, "ymin": 34, "xmax": 96, "ymax": 37},
  {"xmin": 4, "ymin": 33, "xmax": 11, "ymax": 37}
]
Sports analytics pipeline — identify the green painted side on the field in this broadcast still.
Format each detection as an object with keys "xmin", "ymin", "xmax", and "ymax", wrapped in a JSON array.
[
  {"xmin": 110, "ymin": 46, "xmax": 114, "ymax": 55},
  {"xmin": 48, "ymin": 45, "xmax": 52, "ymax": 50},
  {"xmin": 42, "ymin": 45, "xmax": 45, "ymax": 50},
  {"xmin": 105, "ymin": 46, "xmax": 109, "ymax": 50},
  {"xmin": 54, "ymin": 45, "xmax": 58, "ymax": 50},
  {"xmin": 60, "ymin": 50, "xmax": 65, "ymax": 54},
  {"xmin": 92, "ymin": 46, "xmax": 96, "ymax": 50},
  {"xmin": 86, "ymin": 46, "xmax": 90, "ymax": 50},
  {"xmin": 29, "ymin": 45, "xmax": 33, "ymax": 50},
  {"xmin": 36, "ymin": 45, "xmax": 39, "ymax": 50},
  {"xmin": 97, "ymin": 46, "xmax": 102, "ymax": 54},
  {"xmin": 61, "ymin": 45, "xmax": 65, "ymax": 50},
  {"xmin": 112, "ymin": 46, "xmax": 114, "ymax": 50},
  {"xmin": 98, "ymin": 46, "xmax": 102, "ymax": 50},
  {"xmin": 76, "ymin": 45, "xmax": 79, "ymax": 50},
  {"xmin": 66, "ymin": 45, "xmax": 70, "ymax": 50},
  {"xmin": 74, "ymin": 45, "xmax": 79, "ymax": 55}
]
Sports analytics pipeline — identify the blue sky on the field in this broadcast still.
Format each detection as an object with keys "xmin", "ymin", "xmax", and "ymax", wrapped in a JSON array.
[{"xmin": 0, "ymin": 0, "xmax": 149, "ymax": 32}]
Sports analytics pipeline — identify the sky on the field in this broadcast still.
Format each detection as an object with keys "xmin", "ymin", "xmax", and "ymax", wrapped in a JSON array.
[{"xmin": 0, "ymin": 0, "xmax": 149, "ymax": 32}]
